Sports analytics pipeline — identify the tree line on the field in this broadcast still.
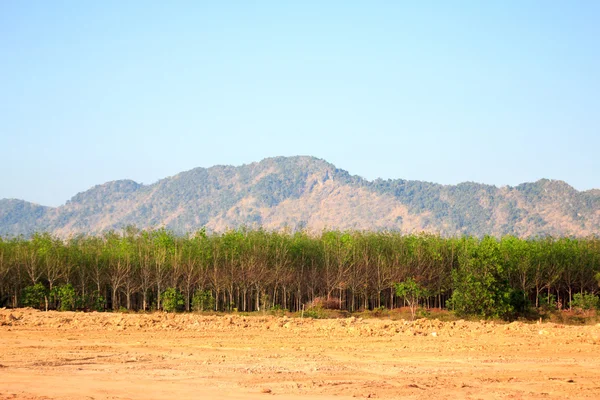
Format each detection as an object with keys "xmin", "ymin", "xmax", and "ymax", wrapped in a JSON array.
[{"xmin": 0, "ymin": 227, "xmax": 599, "ymax": 318}]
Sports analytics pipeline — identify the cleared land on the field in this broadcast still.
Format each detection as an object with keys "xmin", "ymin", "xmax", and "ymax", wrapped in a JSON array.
[{"xmin": 1, "ymin": 309, "xmax": 600, "ymax": 399}]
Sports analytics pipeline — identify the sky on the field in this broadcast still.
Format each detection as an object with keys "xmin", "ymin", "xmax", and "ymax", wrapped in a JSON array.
[{"xmin": 1, "ymin": 1, "xmax": 599, "ymax": 207}]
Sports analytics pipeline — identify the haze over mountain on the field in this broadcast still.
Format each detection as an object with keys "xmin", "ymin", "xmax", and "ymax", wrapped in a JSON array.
[{"xmin": 1, "ymin": 156, "xmax": 599, "ymax": 238}]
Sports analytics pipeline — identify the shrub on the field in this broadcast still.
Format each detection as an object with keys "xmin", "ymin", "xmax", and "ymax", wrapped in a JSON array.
[
  {"xmin": 303, "ymin": 307, "xmax": 328, "ymax": 319},
  {"xmin": 416, "ymin": 307, "xmax": 430, "ymax": 318},
  {"xmin": 51, "ymin": 284, "xmax": 77, "ymax": 311},
  {"xmin": 73, "ymin": 290, "xmax": 105, "ymax": 311},
  {"xmin": 539, "ymin": 293, "xmax": 558, "ymax": 311},
  {"xmin": 90, "ymin": 290, "xmax": 106, "ymax": 312},
  {"xmin": 161, "ymin": 287, "xmax": 184, "ymax": 312},
  {"xmin": 191, "ymin": 289, "xmax": 215, "ymax": 312},
  {"xmin": 369, "ymin": 306, "xmax": 388, "ymax": 317},
  {"xmin": 571, "ymin": 292, "xmax": 600, "ymax": 311},
  {"xmin": 502, "ymin": 289, "xmax": 532, "ymax": 320},
  {"xmin": 268, "ymin": 304, "xmax": 287, "ymax": 316},
  {"xmin": 260, "ymin": 293, "xmax": 271, "ymax": 312},
  {"xmin": 447, "ymin": 237, "xmax": 515, "ymax": 319},
  {"xmin": 301, "ymin": 297, "xmax": 341, "ymax": 319},
  {"xmin": 447, "ymin": 271, "xmax": 512, "ymax": 318},
  {"xmin": 22, "ymin": 283, "xmax": 48, "ymax": 310}
]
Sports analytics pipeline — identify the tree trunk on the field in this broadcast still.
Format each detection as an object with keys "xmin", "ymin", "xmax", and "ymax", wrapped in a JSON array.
[{"xmin": 112, "ymin": 287, "xmax": 118, "ymax": 311}]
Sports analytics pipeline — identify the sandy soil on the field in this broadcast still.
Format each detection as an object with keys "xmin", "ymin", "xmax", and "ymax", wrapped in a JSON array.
[{"xmin": 1, "ymin": 308, "xmax": 599, "ymax": 399}]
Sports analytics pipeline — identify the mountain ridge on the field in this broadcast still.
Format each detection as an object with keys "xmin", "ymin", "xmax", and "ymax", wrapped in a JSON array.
[{"xmin": 1, "ymin": 156, "xmax": 599, "ymax": 237}]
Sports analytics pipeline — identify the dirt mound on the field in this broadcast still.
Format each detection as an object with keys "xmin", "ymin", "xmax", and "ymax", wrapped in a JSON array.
[{"xmin": 2, "ymin": 308, "xmax": 599, "ymax": 343}]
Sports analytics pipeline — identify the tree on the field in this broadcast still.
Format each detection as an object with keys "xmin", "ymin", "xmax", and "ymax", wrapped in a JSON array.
[
  {"xmin": 447, "ymin": 236, "xmax": 513, "ymax": 319},
  {"xmin": 137, "ymin": 230, "xmax": 155, "ymax": 311},
  {"xmin": 104, "ymin": 232, "xmax": 130, "ymax": 310},
  {"xmin": 0, "ymin": 228, "xmax": 598, "ymax": 318},
  {"xmin": 394, "ymin": 278, "xmax": 425, "ymax": 320},
  {"xmin": 153, "ymin": 229, "xmax": 175, "ymax": 310}
]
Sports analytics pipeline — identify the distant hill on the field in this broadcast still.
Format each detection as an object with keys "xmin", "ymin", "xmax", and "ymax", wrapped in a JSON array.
[{"xmin": 1, "ymin": 156, "xmax": 599, "ymax": 237}]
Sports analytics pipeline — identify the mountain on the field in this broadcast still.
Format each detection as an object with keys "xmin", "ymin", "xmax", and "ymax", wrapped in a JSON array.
[{"xmin": 1, "ymin": 156, "xmax": 599, "ymax": 237}]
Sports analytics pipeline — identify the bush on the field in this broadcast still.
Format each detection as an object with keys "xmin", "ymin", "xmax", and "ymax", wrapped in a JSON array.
[
  {"xmin": 370, "ymin": 306, "xmax": 388, "ymax": 317},
  {"xmin": 268, "ymin": 304, "xmax": 287, "ymax": 316},
  {"xmin": 571, "ymin": 292, "xmax": 600, "ymax": 311},
  {"xmin": 22, "ymin": 283, "xmax": 48, "ymax": 310},
  {"xmin": 90, "ymin": 290, "xmax": 106, "ymax": 312},
  {"xmin": 447, "ymin": 271, "xmax": 500, "ymax": 318},
  {"xmin": 260, "ymin": 293, "xmax": 271, "ymax": 312},
  {"xmin": 502, "ymin": 289, "xmax": 532, "ymax": 320},
  {"xmin": 303, "ymin": 307, "xmax": 328, "ymax": 319},
  {"xmin": 51, "ymin": 284, "xmax": 77, "ymax": 311},
  {"xmin": 416, "ymin": 307, "xmax": 430, "ymax": 318},
  {"xmin": 161, "ymin": 287, "xmax": 184, "ymax": 312},
  {"xmin": 447, "ymin": 237, "xmax": 515, "ymax": 319},
  {"xmin": 191, "ymin": 289, "xmax": 215, "ymax": 312},
  {"xmin": 539, "ymin": 293, "xmax": 558, "ymax": 311},
  {"xmin": 73, "ymin": 290, "xmax": 105, "ymax": 311}
]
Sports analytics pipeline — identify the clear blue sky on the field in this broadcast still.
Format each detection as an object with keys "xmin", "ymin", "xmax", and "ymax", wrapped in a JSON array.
[{"xmin": 1, "ymin": 1, "xmax": 599, "ymax": 207}]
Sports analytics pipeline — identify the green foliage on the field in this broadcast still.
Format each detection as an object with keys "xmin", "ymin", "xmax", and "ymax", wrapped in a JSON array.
[
  {"xmin": 303, "ymin": 307, "xmax": 328, "ymax": 319},
  {"xmin": 394, "ymin": 278, "xmax": 424, "ymax": 299},
  {"xmin": 22, "ymin": 283, "xmax": 48, "ymax": 310},
  {"xmin": 1, "ymin": 225, "xmax": 600, "ymax": 324},
  {"xmin": 571, "ymin": 292, "xmax": 600, "ymax": 311},
  {"xmin": 416, "ymin": 307, "xmax": 431, "ymax": 318},
  {"xmin": 447, "ymin": 237, "xmax": 515, "ymax": 319},
  {"xmin": 191, "ymin": 290, "xmax": 215, "ymax": 312},
  {"xmin": 506, "ymin": 289, "xmax": 530, "ymax": 315},
  {"xmin": 161, "ymin": 287, "xmax": 184, "ymax": 312},
  {"xmin": 371, "ymin": 306, "xmax": 387, "ymax": 317},
  {"xmin": 87, "ymin": 290, "xmax": 105, "ymax": 312},
  {"xmin": 268, "ymin": 304, "xmax": 287, "ymax": 316},
  {"xmin": 539, "ymin": 294, "xmax": 558, "ymax": 311},
  {"xmin": 394, "ymin": 278, "xmax": 426, "ymax": 320},
  {"xmin": 447, "ymin": 270, "xmax": 500, "ymax": 318},
  {"xmin": 51, "ymin": 284, "xmax": 77, "ymax": 311}
]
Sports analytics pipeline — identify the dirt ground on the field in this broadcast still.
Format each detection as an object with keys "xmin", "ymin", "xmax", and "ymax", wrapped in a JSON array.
[{"xmin": 1, "ymin": 308, "xmax": 599, "ymax": 400}]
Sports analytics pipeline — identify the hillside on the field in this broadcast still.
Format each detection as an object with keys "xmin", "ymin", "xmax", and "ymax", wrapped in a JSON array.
[{"xmin": 1, "ymin": 156, "xmax": 599, "ymax": 237}]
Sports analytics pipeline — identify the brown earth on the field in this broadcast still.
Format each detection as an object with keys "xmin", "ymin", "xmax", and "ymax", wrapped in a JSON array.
[{"xmin": 1, "ymin": 308, "xmax": 600, "ymax": 399}]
